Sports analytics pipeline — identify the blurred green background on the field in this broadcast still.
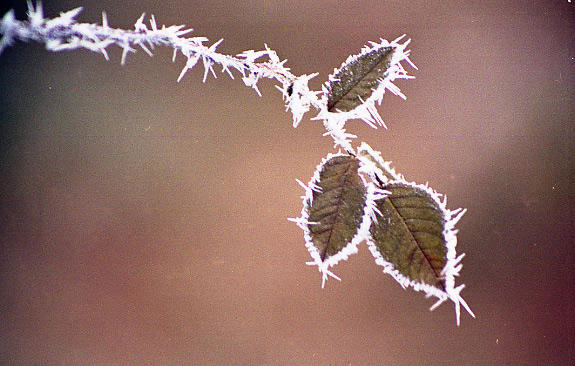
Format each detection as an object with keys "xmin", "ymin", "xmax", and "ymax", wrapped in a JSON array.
[{"xmin": 1, "ymin": 0, "xmax": 573, "ymax": 364}]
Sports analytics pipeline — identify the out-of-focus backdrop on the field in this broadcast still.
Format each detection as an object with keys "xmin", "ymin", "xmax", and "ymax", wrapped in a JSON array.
[{"xmin": 1, "ymin": 1, "xmax": 573, "ymax": 365}]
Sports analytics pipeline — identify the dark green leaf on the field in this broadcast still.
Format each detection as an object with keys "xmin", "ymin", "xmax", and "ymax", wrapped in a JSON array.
[
  {"xmin": 368, "ymin": 182, "xmax": 447, "ymax": 290},
  {"xmin": 306, "ymin": 155, "xmax": 367, "ymax": 262},
  {"xmin": 326, "ymin": 46, "xmax": 395, "ymax": 113}
]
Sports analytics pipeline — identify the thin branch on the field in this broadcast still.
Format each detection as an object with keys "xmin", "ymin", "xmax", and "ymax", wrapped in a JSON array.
[{"xmin": 0, "ymin": 1, "xmax": 414, "ymax": 148}]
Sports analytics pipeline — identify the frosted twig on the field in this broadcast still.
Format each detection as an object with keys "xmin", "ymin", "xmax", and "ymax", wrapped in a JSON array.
[
  {"xmin": 0, "ymin": 3, "xmax": 292, "ymax": 81},
  {"xmin": 0, "ymin": 2, "xmax": 414, "ymax": 148}
]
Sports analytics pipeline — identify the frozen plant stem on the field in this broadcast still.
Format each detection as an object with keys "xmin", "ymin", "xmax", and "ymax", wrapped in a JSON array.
[
  {"xmin": 1, "ymin": 2, "xmax": 475, "ymax": 325},
  {"xmin": 0, "ymin": 2, "xmax": 414, "ymax": 147}
]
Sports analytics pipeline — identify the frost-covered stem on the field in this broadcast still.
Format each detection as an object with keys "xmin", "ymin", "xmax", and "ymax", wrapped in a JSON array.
[
  {"xmin": 0, "ymin": 2, "xmax": 297, "ymax": 91},
  {"xmin": 0, "ymin": 2, "xmax": 414, "ymax": 148}
]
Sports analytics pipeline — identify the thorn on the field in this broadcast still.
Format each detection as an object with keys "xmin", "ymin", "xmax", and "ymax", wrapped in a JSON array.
[
  {"xmin": 120, "ymin": 44, "xmax": 133, "ymax": 65},
  {"xmin": 295, "ymin": 179, "xmax": 308, "ymax": 191},
  {"xmin": 392, "ymin": 34, "xmax": 406, "ymax": 44},
  {"xmin": 100, "ymin": 47, "xmax": 109, "ymax": 61},
  {"xmin": 102, "ymin": 11, "xmax": 108, "ymax": 30},
  {"xmin": 175, "ymin": 28, "xmax": 193, "ymax": 37},
  {"xmin": 135, "ymin": 13, "xmax": 146, "ymax": 31},
  {"xmin": 221, "ymin": 64, "xmax": 235, "ymax": 79},
  {"xmin": 177, "ymin": 66, "xmax": 189, "ymax": 83},
  {"xmin": 209, "ymin": 38, "xmax": 224, "ymax": 51},
  {"xmin": 202, "ymin": 58, "xmax": 212, "ymax": 82},
  {"xmin": 139, "ymin": 42, "xmax": 153, "ymax": 57}
]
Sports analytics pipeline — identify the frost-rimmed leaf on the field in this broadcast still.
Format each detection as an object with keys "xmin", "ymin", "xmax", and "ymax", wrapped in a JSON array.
[
  {"xmin": 327, "ymin": 46, "xmax": 394, "ymax": 113},
  {"xmin": 357, "ymin": 143, "xmax": 475, "ymax": 325},
  {"xmin": 290, "ymin": 153, "xmax": 384, "ymax": 287},
  {"xmin": 318, "ymin": 36, "xmax": 416, "ymax": 129}
]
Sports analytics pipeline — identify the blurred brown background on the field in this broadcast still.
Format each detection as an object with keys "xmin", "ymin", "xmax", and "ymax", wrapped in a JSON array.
[{"xmin": 1, "ymin": 0, "xmax": 573, "ymax": 365}]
